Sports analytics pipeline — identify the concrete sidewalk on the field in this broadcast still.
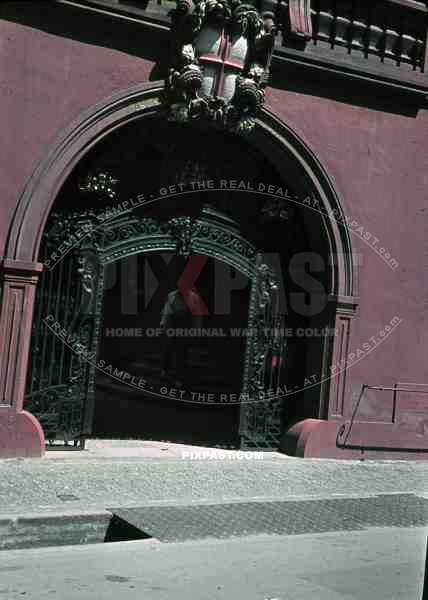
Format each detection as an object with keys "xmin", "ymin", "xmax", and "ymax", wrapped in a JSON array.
[
  {"xmin": 1, "ymin": 439, "xmax": 428, "ymax": 517},
  {"xmin": 0, "ymin": 527, "xmax": 426, "ymax": 599}
]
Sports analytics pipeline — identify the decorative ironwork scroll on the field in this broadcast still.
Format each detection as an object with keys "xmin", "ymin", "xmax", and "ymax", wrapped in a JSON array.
[
  {"xmin": 168, "ymin": 215, "xmax": 194, "ymax": 259},
  {"xmin": 78, "ymin": 171, "xmax": 119, "ymax": 201},
  {"xmin": 164, "ymin": 0, "xmax": 276, "ymax": 133}
]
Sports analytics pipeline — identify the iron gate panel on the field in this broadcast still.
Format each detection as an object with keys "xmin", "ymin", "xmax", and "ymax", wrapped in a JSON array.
[
  {"xmin": 25, "ymin": 207, "xmax": 286, "ymax": 447},
  {"xmin": 24, "ymin": 212, "xmax": 104, "ymax": 443},
  {"xmin": 239, "ymin": 253, "xmax": 286, "ymax": 448}
]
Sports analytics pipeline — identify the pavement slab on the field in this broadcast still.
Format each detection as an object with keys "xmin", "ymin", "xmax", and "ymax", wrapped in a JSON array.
[{"xmin": 0, "ymin": 527, "xmax": 426, "ymax": 599}]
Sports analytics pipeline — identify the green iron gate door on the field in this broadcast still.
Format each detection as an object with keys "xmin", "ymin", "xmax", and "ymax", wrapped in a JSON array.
[
  {"xmin": 25, "ymin": 208, "xmax": 286, "ymax": 447},
  {"xmin": 24, "ymin": 212, "xmax": 103, "ymax": 444},
  {"xmin": 239, "ymin": 253, "xmax": 287, "ymax": 448}
]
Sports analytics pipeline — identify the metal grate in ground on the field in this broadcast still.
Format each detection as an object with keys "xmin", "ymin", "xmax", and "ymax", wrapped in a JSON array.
[{"xmin": 112, "ymin": 493, "xmax": 428, "ymax": 542}]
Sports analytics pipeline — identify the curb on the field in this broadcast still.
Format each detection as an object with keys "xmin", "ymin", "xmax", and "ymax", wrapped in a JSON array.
[{"xmin": 0, "ymin": 510, "xmax": 112, "ymax": 551}]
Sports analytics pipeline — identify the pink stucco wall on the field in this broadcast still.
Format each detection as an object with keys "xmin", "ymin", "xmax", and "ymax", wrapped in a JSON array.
[
  {"xmin": 267, "ymin": 87, "xmax": 428, "ymax": 426},
  {"xmin": 0, "ymin": 18, "xmax": 154, "ymax": 257}
]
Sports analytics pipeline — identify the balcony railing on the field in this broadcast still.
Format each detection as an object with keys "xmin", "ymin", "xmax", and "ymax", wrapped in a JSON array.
[{"xmin": 309, "ymin": 0, "xmax": 426, "ymax": 72}]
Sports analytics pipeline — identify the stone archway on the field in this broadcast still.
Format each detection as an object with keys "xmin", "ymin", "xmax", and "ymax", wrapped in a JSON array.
[{"xmin": 0, "ymin": 82, "xmax": 357, "ymax": 457}]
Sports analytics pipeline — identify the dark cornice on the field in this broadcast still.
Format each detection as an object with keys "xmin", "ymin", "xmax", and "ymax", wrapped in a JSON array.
[
  {"xmin": 49, "ymin": 0, "xmax": 428, "ymax": 102},
  {"xmin": 273, "ymin": 46, "xmax": 428, "ymax": 101}
]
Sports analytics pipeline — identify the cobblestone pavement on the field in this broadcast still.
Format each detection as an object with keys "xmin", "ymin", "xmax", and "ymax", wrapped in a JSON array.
[{"xmin": 1, "ymin": 440, "xmax": 428, "ymax": 516}]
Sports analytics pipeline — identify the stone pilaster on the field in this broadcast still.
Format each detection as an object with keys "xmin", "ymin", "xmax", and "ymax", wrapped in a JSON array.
[
  {"xmin": 327, "ymin": 295, "xmax": 358, "ymax": 418},
  {"xmin": 0, "ymin": 259, "xmax": 45, "ymax": 457}
]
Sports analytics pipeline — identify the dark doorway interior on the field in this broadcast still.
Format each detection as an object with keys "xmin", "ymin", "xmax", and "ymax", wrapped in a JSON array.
[{"xmin": 94, "ymin": 253, "xmax": 249, "ymax": 447}]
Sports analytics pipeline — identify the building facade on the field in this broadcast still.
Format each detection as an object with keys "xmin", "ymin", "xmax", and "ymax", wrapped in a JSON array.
[{"xmin": 0, "ymin": 0, "xmax": 428, "ymax": 459}]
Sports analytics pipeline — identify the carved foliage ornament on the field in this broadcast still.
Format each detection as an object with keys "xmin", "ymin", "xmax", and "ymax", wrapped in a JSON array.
[
  {"xmin": 168, "ymin": 215, "xmax": 194, "ymax": 260},
  {"xmin": 78, "ymin": 171, "xmax": 119, "ymax": 201},
  {"xmin": 164, "ymin": 0, "xmax": 276, "ymax": 133}
]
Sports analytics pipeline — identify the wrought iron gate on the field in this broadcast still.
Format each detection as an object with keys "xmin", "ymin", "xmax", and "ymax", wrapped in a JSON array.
[
  {"xmin": 239, "ymin": 253, "xmax": 287, "ymax": 448},
  {"xmin": 25, "ymin": 213, "xmax": 104, "ymax": 444},
  {"xmin": 25, "ymin": 207, "xmax": 286, "ymax": 447}
]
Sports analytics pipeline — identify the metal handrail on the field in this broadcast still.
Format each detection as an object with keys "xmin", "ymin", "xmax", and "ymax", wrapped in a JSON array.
[
  {"xmin": 365, "ymin": 386, "xmax": 428, "ymax": 393},
  {"xmin": 336, "ymin": 383, "xmax": 428, "ymax": 454}
]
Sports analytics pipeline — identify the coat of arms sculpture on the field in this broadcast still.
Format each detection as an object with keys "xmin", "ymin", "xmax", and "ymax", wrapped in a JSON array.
[{"xmin": 164, "ymin": 0, "xmax": 276, "ymax": 133}]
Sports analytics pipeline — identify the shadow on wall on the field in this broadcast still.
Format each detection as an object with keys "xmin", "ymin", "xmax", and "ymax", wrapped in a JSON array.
[
  {"xmin": 269, "ymin": 58, "xmax": 421, "ymax": 118},
  {"xmin": 1, "ymin": 1, "xmax": 167, "ymax": 80}
]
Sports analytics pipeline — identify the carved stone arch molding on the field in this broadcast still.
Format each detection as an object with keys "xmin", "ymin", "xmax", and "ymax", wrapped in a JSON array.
[{"xmin": 0, "ymin": 82, "xmax": 358, "ymax": 457}]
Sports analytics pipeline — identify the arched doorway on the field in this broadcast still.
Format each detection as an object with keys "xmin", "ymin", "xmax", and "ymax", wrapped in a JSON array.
[{"xmin": 1, "ymin": 84, "xmax": 356, "ymax": 457}]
